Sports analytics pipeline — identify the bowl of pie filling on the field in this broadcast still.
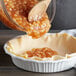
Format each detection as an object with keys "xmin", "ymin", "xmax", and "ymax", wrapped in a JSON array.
[{"xmin": 4, "ymin": 33, "xmax": 76, "ymax": 73}]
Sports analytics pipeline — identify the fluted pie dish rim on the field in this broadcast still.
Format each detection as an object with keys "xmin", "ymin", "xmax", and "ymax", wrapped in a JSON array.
[{"xmin": 3, "ymin": 33, "xmax": 76, "ymax": 72}]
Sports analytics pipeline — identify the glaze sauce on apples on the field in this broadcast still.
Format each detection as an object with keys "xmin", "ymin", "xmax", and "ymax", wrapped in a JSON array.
[{"xmin": 26, "ymin": 47, "xmax": 58, "ymax": 58}]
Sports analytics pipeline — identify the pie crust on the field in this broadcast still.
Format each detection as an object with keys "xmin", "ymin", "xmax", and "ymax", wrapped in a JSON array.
[{"xmin": 6, "ymin": 33, "xmax": 76, "ymax": 61}]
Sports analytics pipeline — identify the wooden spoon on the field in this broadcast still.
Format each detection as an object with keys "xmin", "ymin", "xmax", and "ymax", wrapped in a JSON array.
[{"xmin": 28, "ymin": 0, "xmax": 52, "ymax": 22}]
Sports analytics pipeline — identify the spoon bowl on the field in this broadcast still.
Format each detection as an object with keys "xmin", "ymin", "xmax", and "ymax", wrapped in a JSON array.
[{"xmin": 28, "ymin": 0, "xmax": 52, "ymax": 22}]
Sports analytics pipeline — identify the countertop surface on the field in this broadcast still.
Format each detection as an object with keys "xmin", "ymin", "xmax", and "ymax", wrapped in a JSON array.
[{"xmin": 0, "ymin": 30, "xmax": 76, "ymax": 76}]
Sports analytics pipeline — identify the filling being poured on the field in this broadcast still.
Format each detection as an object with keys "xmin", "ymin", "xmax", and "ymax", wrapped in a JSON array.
[{"xmin": 3, "ymin": 0, "xmax": 51, "ymax": 38}]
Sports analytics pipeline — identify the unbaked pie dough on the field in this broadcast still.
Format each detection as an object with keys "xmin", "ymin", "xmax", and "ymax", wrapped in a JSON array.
[{"xmin": 6, "ymin": 33, "xmax": 76, "ymax": 61}]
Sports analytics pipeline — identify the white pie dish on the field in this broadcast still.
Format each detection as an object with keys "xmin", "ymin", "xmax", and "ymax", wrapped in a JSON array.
[{"xmin": 4, "ymin": 33, "xmax": 76, "ymax": 73}]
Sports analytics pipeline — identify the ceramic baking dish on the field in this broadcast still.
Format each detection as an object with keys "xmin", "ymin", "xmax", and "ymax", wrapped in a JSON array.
[{"xmin": 4, "ymin": 33, "xmax": 76, "ymax": 73}]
